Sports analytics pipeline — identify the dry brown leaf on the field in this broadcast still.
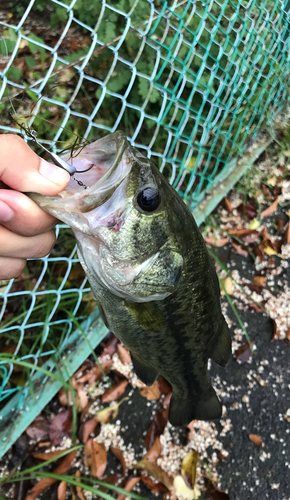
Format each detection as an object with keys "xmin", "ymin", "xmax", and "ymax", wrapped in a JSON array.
[
  {"xmin": 26, "ymin": 450, "xmax": 76, "ymax": 500},
  {"xmin": 187, "ymin": 421, "xmax": 195, "ymax": 442},
  {"xmin": 207, "ymin": 482, "xmax": 230, "ymax": 500},
  {"xmin": 237, "ymin": 202, "xmax": 257, "ymax": 219},
  {"xmin": 58, "ymin": 387, "xmax": 88, "ymax": 411},
  {"xmin": 57, "ymin": 481, "xmax": 67, "ymax": 500},
  {"xmin": 144, "ymin": 437, "xmax": 161, "ymax": 463},
  {"xmin": 33, "ymin": 450, "xmax": 67, "ymax": 460},
  {"xmin": 248, "ymin": 302, "xmax": 263, "ymax": 313},
  {"xmin": 117, "ymin": 477, "xmax": 140, "ymax": 500},
  {"xmin": 141, "ymin": 473, "xmax": 168, "ymax": 494},
  {"xmin": 26, "ymin": 415, "xmax": 50, "ymax": 441},
  {"xmin": 284, "ymin": 222, "xmax": 290, "ymax": 244},
  {"xmin": 229, "ymin": 228, "xmax": 257, "ymax": 237},
  {"xmin": 253, "ymin": 276, "xmax": 267, "ymax": 287},
  {"xmin": 161, "ymin": 392, "xmax": 172, "ymax": 420},
  {"xmin": 270, "ymin": 319, "xmax": 280, "ymax": 342},
  {"xmin": 76, "ymin": 470, "xmax": 86, "ymax": 500},
  {"xmin": 235, "ymin": 342, "xmax": 255, "ymax": 362},
  {"xmin": 49, "ymin": 409, "xmax": 72, "ymax": 446},
  {"xmin": 117, "ymin": 344, "xmax": 131, "ymax": 364},
  {"xmin": 111, "ymin": 446, "xmax": 127, "ymax": 475},
  {"xmin": 77, "ymin": 359, "xmax": 113, "ymax": 385},
  {"xmin": 249, "ymin": 434, "xmax": 263, "ymax": 446},
  {"xmin": 85, "ymin": 439, "xmax": 107, "ymax": 478},
  {"xmin": 223, "ymin": 197, "xmax": 232, "ymax": 212},
  {"xmin": 102, "ymin": 380, "xmax": 128, "ymax": 403},
  {"xmin": 157, "ymin": 376, "xmax": 172, "ymax": 395},
  {"xmin": 286, "ymin": 327, "xmax": 290, "ymax": 341},
  {"xmin": 204, "ymin": 237, "xmax": 229, "ymax": 247},
  {"xmin": 139, "ymin": 380, "xmax": 161, "ymax": 401},
  {"xmin": 136, "ymin": 460, "xmax": 173, "ymax": 491},
  {"xmin": 261, "ymin": 198, "xmax": 279, "ymax": 217},
  {"xmin": 231, "ymin": 241, "xmax": 248, "ymax": 256},
  {"xmin": 82, "ymin": 418, "xmax": 99, "ymax": 443},
  {"xmin": 145, "ymin": 411, "xmax": 167, "ymax": 450},
  {"xmin": 276, "ymin": 218, "xmax": 284, "ymax": 234},
  {"xmin": 102, "ymin": 335, "xmax": 119, "ymax": 357}
]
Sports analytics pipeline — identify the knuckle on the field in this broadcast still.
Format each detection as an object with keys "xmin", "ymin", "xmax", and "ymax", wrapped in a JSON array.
[
  {"xmin": 34, "ymin": 230, "xmax": 56, "ymax": 258},
  {"xmin": 0, "ymin": 258, "xmax": 26, "ymax": 280}
]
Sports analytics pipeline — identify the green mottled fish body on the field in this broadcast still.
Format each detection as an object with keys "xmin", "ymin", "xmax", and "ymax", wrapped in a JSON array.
[{"xmin": 29, "ymin": 131, "xmax": 231, "ymax": 426}]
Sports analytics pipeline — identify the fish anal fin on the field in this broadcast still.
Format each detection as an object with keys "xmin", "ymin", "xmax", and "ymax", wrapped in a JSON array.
[
  {"xmin": 168, "ymin": 387, "xmax": 222, "ymax": 426},
  {"xmin": 131, "ymin": 353, "xmax": 158, "ymax": 386},
  {"xmin": 211, "ymin": 319, "xmax": 232, "ymax": 367}
]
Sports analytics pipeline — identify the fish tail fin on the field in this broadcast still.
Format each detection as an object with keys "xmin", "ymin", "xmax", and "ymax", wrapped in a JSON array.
[
  {"xmin": 211, "ymin": 319, "xmax": 231, "ymax": 367},
  {"xmin": 168, "ymin": 387, "xmax": 222, "ymax": 426}
]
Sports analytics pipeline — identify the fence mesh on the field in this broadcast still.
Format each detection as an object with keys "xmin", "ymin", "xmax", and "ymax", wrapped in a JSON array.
[{"xmin": 0, "ymin": 0, "xmax": 290, "ymax": 448}]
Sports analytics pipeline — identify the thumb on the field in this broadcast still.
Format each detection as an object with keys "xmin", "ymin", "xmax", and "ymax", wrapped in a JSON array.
[{"xmin": 0, "ymin": 134, "xmax": 70, "ymax": 195}]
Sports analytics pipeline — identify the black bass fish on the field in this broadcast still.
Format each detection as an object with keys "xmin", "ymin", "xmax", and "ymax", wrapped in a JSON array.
[{"xmin": 29, "ymin": 131, "xmax": 231, "ymax": 426}]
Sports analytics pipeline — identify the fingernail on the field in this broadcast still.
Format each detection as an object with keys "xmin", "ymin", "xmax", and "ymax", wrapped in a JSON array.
[
  {"xmin": 39, "ymin": 159, "xmax": 70, "ymax": 185},
  {"xmin": 0, "ymin": 200, "xmax": 14, "ymax": 222}
]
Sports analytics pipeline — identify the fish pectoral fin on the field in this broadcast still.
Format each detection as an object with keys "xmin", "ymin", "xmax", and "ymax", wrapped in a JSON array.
[
  {"xmin": 211, "ymin": 319, "xmax": 232, "ymax": 367},
  {"xmin": 130, "ymin": 354, "xmax": 158, "ymax": 386},
  {"xmin": 168, "ymin": 387, "xmax": 222, "ymax": 426}
]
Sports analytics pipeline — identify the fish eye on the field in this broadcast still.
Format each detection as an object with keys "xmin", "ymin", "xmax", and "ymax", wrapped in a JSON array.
[{"xmin": 137, "ymin": 187, "xmax": 160, "ymax": 212}]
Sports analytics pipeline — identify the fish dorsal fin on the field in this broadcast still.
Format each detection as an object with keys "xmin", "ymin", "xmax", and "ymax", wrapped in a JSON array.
[{"xmin": 211, "ymin": 319, "xmax": 232, "ymax": 367}]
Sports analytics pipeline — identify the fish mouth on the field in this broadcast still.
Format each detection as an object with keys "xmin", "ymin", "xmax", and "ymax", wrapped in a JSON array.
[{"xmin": 28, "ymin": 131, "xmax": 133, "ymax": 232}]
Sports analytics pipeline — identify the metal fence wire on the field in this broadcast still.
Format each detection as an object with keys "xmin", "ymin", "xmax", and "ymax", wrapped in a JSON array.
[{"xmin": 0, "ymin": 0, "xmax": 290, "ymax": 454}]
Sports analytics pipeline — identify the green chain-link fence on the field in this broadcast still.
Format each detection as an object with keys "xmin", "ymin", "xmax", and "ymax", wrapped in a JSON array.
[{"xmin": 0, "ymin": 0, "xmax": 290, "ymax": 456}]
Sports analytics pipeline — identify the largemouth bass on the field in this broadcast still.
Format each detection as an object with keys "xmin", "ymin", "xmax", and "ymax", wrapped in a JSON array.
[{"xmin": 29, "ymin": 131, "xmax": 231, "ymax": 426}]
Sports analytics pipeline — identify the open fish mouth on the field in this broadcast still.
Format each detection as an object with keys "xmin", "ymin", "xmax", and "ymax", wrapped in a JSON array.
[{"xmin": 28, "ymin": 131, "xmax": 133, "ymax": 233}]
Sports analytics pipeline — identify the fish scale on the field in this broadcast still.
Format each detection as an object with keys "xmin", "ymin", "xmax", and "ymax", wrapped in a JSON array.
[{"xmin": 29, "ymin": 130, "xmax": 232, "ymax": 426}]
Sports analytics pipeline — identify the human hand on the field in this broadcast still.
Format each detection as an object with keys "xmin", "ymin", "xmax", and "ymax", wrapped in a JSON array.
[{"xmin": 0, "ymin": 134, "xmax": 70, "ymax": 280}]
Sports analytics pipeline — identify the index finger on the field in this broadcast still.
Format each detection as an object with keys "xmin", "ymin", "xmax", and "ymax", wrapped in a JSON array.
[{"xmin": 0, "ymin": 134, "xmax": 70, "ymax": 195}]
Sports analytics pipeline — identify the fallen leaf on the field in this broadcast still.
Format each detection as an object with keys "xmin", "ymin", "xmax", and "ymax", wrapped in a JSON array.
[
  {"xmin": 139, "ymin": 380, "xmax": 161, "ymax": 401},
  {"xmin": 276, "ymin": 218, "xmax": 284, "ymax": 234},
  {"xmin": 264, "ymin": 246, "xmax": 277, "ymax": 256},
  {"xmin": 204, "ymin": 237, "xmax": 229, "ymax": 247},
  {"xmin": 82, "ymin": 418, "xmax": 99, "ymax": 443},
  {"xmin": 26, "ymin": 415, "xmax": 50, "ymax": 441},
  {"xmin": 145, "ymin": 411, "xmax": 167, "ymax": 450},
  {"xmin": 144, "ymin": 437, "xmax": 161, "ymax": 463},
  {"xmin": 85, "ymin": 439, "xmax": 107, "ymax": 478},
  {"xmin": 267, "ymin": 176, "xmax": 277, "ymax": 187},
  {"xmin": 286, "ymin": 328, "xmax": 290, "ymax": 341},
  {"xmin": 223, "ymin": 197, "xmax": 232, "ymax": 212},
  {"xmin": 102, "ymin": 335, "xmax": 119, "ymax": 357},
  {"xmin": 57, "ymin": 481, "xmax": 67, "ymax": 500},
  {"xmin": 95, "ymin": 397, "xmax": 128, "ymax": 423},
  {"xmin": 78, "ymin": 360, "xmax": 112, "ymax": 385},
  {"xmin": 49, "ymin": 409, "xmax": 72, "ymax": 446},
  {"xmin": 111, "ymin": 446, "xmax": 127, "ymax": 475},
  {"xmin": 174, "ymin": 476, "xmax": 201, "ymax": 499},
  {"xmin": 117, "ymin": 477, "xmax": 140, "ymax": 500},
  {"xmin": 253, "ymin": 276, "xmax": 266, "ymax": 287},
  {"xmin": 99, "ymin": 474, "xmax": 123, "ymax": 493},
  {"xmin": 161, "ymin": 391, "xmax": 172, "ymax": 420},
  {"xmin": 102, "ymin": 380, "xmax": 128, "ymax": 403},
  {"xmin": 58, "ymin": 387, "xmax": 88, "ymax": 411},
  {"xmin": 76, "ymin": 470, "xmax": 85, "ymax": 500},
  {"xmin": 26, "ymin": 450, "xmax": 76, "ymax": 500},
  {"xmin": 261, "ymin": 198, "xmax": 279, "ymax": 217},
  {"xmin": 284, "ymin": 222, "xmax": 290, "ymax": 244},
  {"xmin": 235, "ymin": 342, "xmax": 255, "ymax": 362},
  {"xmin": 220, "ymin": 276, "xmax": 233, "ymax": 296},
  {"xmin": 249, "ymin": 434, "xmax": 263, "ymax": 446},
  {"xmin": 231, "ymin": 241, "xmax": 248, "ymax": 256},
  {"xmin": 242, "ymin": 231, "xmax": 260, "ymax": 243},
  {"xmin": 181, "ymin": 451, "xmax": 199, "ymax": 489},
  {"xmin": 229, "ymin": 228, "xmax": 257, "ymax": 237},
  {"xmin": 270, "ymin": 319, "xmax": 280, "ymax": 342},
  {"xmin": 141, "ymin": 473, "xmax": 168, "ymax": 494},
  {"xmin": 117, "ymin": 344, "xmax": 132, "ymax": 364},
  {"xmin": 33, "ymin": 450, "xmax": 68, "ymax": 460},
  {"xmin": 248, "ymin": 302, "xmax": 263, "ymax": 313},
  {"xmin": 136, "ymin": 459, "xmax": 173, "ymax": 491},
  {"xmin": 237, "ymin": 202, "xmax": 257, "ymax": 219},
  {"xmin": 157, "ymin": 376, "xmax": 172, "ymax": 395},
  {"xmin": 248, "ymin": 218, "xmax": 260, "ymax": 230},
  {"xmin": 187, "ymin": 421, "xmax": 195, "ymax": 442},
  {"xmin": 207, "ymin": 482, "xmax": 230, "ymax": 500},
  {"xmin": 38, "ymin": 441, "xmax": 51, "ymax": 448}
]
